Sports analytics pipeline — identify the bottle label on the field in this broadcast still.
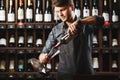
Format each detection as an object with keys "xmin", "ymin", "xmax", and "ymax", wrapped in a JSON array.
[
  {"xmin": 18, "ymin": 36, "xmax": 24, "ymax": 43},
  {"xmin": 36, "ymin": 38, "xmax": 42, "ymax": 45},
  {"xmin": 44, "ymin": 14, "xmax": 52, "ymax": 22},
  {"xmin": 8, "ymin": 13, "xmax": 15, "ymax": 22},
  {"xmin": 26, "ymin": 8, "xmax": 33, "ymax": 19},
  {"xmin": 83, "ymin": 9, "xmax": 90, "ymax": 17},
  {"xmin": 18, "ymin": 8, "xmax": 24, "ymax": 20},
  {"xmin": 0, "ymin": 10, "xmax": 5, "ymax": 21},
  {"xmin": 9, "ymin": 60, "xmax": 14, "ymax": 69},
  {"xmin": 28, "ymin": 36, "xmax": 33, "ymax": 43},
  {"xmin": 75, "ymin": 8, "xmax": 80, "ymax": 18},
  {"xmin": 112, "ymin": 15, "xmax": 118, "ymax": 22},
  {"xmin": 92, "ymin": 9, "xmax": 98, "ymax": 16},
  {"xmin": 93, "ymin": 57, "xmax": 99, "ymax": 68},
  {"xmin": 102, "ymin": 12, "xmax": 109, "ymax": 21},
  {"xmin": 0, "ymin": 38, "xmax": 6, "ymax": 46},
  {"xmin": 35, "ymin": 14, "xmax": 43, "ymax": 22},
  {"xmin": 9, "ymin": 36, "xmax": 15, "ymax": 43}
]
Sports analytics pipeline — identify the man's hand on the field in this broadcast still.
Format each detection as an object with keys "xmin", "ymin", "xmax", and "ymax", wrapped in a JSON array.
[
  {"xmin": 67, "ymin": 20, "xmax": 79, "ymax": 36},
  {"xmin": 39, "ymin": 53, "xmax": 49, "ymax": 64}
]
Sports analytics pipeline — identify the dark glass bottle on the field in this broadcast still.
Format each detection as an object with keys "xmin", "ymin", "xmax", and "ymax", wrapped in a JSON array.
[
  {"xmin": 83, "ymin": 0, "xmax": 90, "ymax": 17},
  {"xmin": 92, "ymin": 0, "xmax": 98, "ymax": 16},
  {"xmin": 44, "ymin": 0, "xmax": 52, "ymax": 22},
  {"xmin": 26, "ymin": 0, "xmax": 33, "ymax": 22},
  {"xmin": 8, "ymin": 0, "xmax": 15, "ymax": 22},
  {"xmin": 8, "ymin": 34, "xmax": 15, "ymax": 47},
  {"xmin": 102, "ymin": 27, "xmax": 109, "ymax": 48},
  {"xmin": 74, "ymin": 0, "xmax": 80, "ymax": 18},
  {"xmin": 18, "ymin": 29, "xmax": 25, "ymax": 47},
  {"xmin": 27, "ymin": 34, "xmax": 34, "ymax": 47},
  {"xmin": 0, "ymin": 30, "xmax": 6, "ymax": 47},
  {"xmin": 18, "ymin": 0, "xmax": 24, "ymax": 23},
  {"xmin": 35, "ymin": 0, "xmax": 43, "ymax": 22},
  {"xmin": 0, "ymin": 0, "xmax": 6, "ymax": 22},
  {"xmin": 17, "ymin": 51, "xmax": 24, "ymax": 72},
  {"xmin": 102, "ymin": 0, "xmax": 110, "ymax": 26},
  {"xmin": 112, "ymin": 0, "xmax": 119, "ymax": 23},
  {"xmin": 0, "ymin": 56, "xmax": 6, "ymax": 72}
]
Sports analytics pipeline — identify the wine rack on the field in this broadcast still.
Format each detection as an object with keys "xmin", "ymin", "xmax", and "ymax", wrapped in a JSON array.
[{"xmin": 0, "ymin": 0, "xmax": 120, "ymax": 80}]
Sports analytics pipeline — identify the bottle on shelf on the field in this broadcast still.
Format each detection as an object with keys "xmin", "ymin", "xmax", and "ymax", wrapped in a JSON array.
[
  {"xmin": 83, "ymin": 0, "xmax": 90, "ymax": 17},
  {"xmin": 102, "ymin": 0, "xmax": 110, "ymax": 26},
  {"xmin": 17, "ymin": 0, "xmax": 24, "ymax": 24},
  {"xmin": 112, "ymin": 0, "xmax": 119, "ymax": 23},
  {"xmin": 112, "ymin": 60, "xmax": 118, "ymax": 72},
  {"xmin": 53, "ymin": 7, "xmax": 61, "ymax": 23},
  {"xmin": 0, "ymin": 0, "xmax": 6, "ymax": 22},
  {"xmin": 111, "ymin": 50, "xmax": 119, "ymax": 72},
  {"xmin": 0, "ymin": 53, "xmax": 7, "ymax": 72},
  {"xmin": 26, "ymin": 0, "xmax": 33, "ymax": 22},
  {"xmin": 102, "ymin": 50, "xmax": 110, "ymax": 71},
  {"xmin": 9, "ymin": 53, "xmax": 15, "ymax": 72},
  {"xmin": 17, "ymin": 52, "xmax": 24, "ymax": 72},
  {"xmin": 102, "ymin": 27, "xmax": 109, "ymax": 48},
  {"xmin": 35, "ymin": 0, "xmax": 43, "ymax": 22},
  {"xmin": 92, "ymin": 34, "xmax": 99, "ymax": 48},
  {"xmin": 8, "ymin": 34, "xmax": 15, "ymax": 47},
  {"xmin": 111, "ymin": 28, "xmax": 118, "ymax": 48},
  {"xmin": 18, "ymin": 31, "xmax": 25, "ymax": 47},
  {"xmin": 74, "ymin": 0, "xmax": 81, "ymax": 18},
  {"xmin": 0, "ymin": 31, "xmax": 6, "ymax": 47},
  {"xmin": 8, "ymin": 0, "xmax": 15, "ymax": 22},
  {"xmin": 92, "ymin": 0, "xmax": 98, "ymax": 16},
  {"xmin": 112, "ymin": 38, "xmax": 118, "ymax": 48},
  {"xmin": 44, "ymin": 0, "xmax": 52, "ymax": 22},
  {"xmin": 36, "ymin": 38, "xmax": 42, "ymax": 47},
  {"xmin": 92, "ymin": 49, "xmax": 99, "ymax": 72},
  {"xmin": 27, "ymin": 35, "xmax": 34, "ymax": 47}
]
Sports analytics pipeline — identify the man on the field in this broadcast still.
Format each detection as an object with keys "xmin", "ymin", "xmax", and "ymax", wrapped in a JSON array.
[{"xmin": 39, "ymin": 0, "xmax": 104, "ymax": 80}]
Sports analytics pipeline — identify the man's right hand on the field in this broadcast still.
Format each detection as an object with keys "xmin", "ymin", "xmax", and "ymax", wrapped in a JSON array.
[{"xmin": 39, "ymin": 53, "xmax": 49, "ymax": 64}]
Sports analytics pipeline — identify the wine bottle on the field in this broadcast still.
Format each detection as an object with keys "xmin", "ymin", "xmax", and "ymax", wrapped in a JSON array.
[
  {"xmin": 102, "ymin": 50, "xmax": 110, "ymax": 71},
  {"xmin": 8, "ymin": 34, "xmax": 15, "ymax": 47},
  {"xmin": 18, "ymin": 0, "xmax": 24, "ymax": 23},
  {"xmin": 36, "ymin": 38, "xmax": 42, "ymax": 47},
  {"xmin": 26, "ymin": 0, "xmax": 33, "ymax": 22},
  {"xmin": 27, "ymin": 35, "xmax": 34, "ymax": 47},
  {"xmin": 92, "ymin": 35, "xmax": 98, "ymax": 48},
  {"xmin": 92, "ymin": 57, "xmax": 99, "ymax": 72},
  {"xmin": 0, "ymin": 60, "xmax": 6, "ymax": 72},
  {"xmin": 18, "ymin": 34, "xmax": 24, "ymax": 47},
  {"xmin": 112, "ymin": 60, "xmax": 118, "ymax": 72},
  {"xmin": 83, "ymin": 0, "xmax": 90, "ymax": 17},
  {"xmin": 17, "ymin": 53, "xmax": 24, "ymax": 72},
  {"xmin": 102, "ymin": 0, "xmax": 110, "ymax": 26},
  {"xmin": 0, "ymin": 31, "xmax": 6, "ymax": 47},
  {"xmin": 102, "ymin": 29, "xmax": 109, "ymax": 48},
  {"xmin": 92, "ymin": 0, "xmax": 98, "ymax": 16},
  {"xmin": 35, "ymin": 0, "xmax": 43, "ymax": 22},
  {"xmin": 112, "ymin": 0, "xmax": 119, "ymax": 23},
  {"xmin": 9, "ymin": 59, "xmax": 15, "ymax": 72},
  {"xmin": 54, "ymin": 8, "xmax": 61, "ymax": 23},
  {"xmin": 112, "ymin": 38, "xmax": 118, "ymax": 47},
  {"xmin": 0, "ymin": 0, "xmax": 6, "ymax": 22},
  {"xmin": 8, "ymin": 0, "xmax": 15, "ymax": 22},
  {"xmin": 74, "ymin": 0, "xmax": 80, "ymax": 18},
  {"xmin": 44, "ymin": 0, "xmax": 52, "ymax": 22}
]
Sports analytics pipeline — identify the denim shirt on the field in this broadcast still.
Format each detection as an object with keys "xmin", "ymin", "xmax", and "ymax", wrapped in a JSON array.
[{"xmin": 42, "ymin": 20, "xmax": 95, "ymax": 74}]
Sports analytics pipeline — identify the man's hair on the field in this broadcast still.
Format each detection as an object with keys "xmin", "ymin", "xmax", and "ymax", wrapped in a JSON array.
[{"xmin": 52, "ymin": 0, "xmax": 73, "ymax": 7}]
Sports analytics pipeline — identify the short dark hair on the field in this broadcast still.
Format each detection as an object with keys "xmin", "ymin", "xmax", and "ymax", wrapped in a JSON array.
[{"xmin": 52, "ymin": 0, "xmax": 73, "ymax": 7}]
